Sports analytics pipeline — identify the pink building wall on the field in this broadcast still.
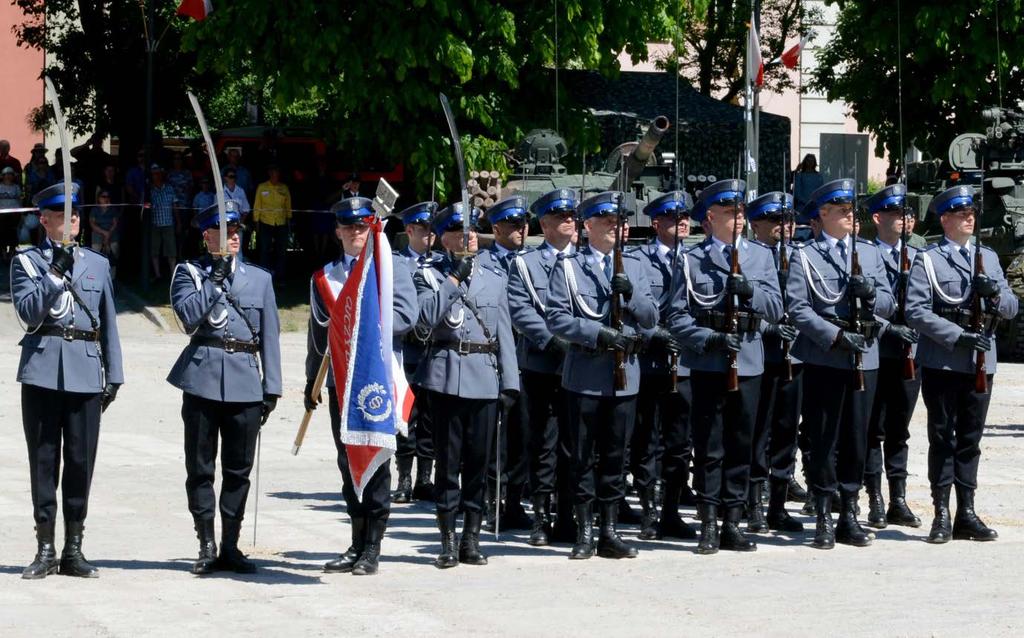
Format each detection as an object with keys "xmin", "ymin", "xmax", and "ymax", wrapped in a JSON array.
[{"xmin": 0, "ymin": 3, "xmax": 44, "ymax": 163}]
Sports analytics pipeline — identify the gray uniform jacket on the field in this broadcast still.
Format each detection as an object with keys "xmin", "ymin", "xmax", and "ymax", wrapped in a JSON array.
[
  {"xmin": 304, "ymin": 253, "xmax": 418, "ymax": 387},
  {"xmin": 905, "ymin": 239, "xmax": 1018, "ymax": 375},
  {"xmin": 12, "ymin": 241, "xmax": 124, "ymax": 393},
  {"xmin": 476, "ymin": 243, "xmax": 516, "ymax": 276},
  {"xmin": 754, "ymin": 239, "xmax": 802, "ymax": 366},
  {"xmin": 508, "ymin": 243, "xmax": 570, "ymax": 375},
  {"xmin": 876, "ymin": 240, "xmax": 920, "ymax": 360},
  {"xmin": 545, "ymin": 246, "xmax": 659, "ymax": 396},
  {"xmin": 413, "ymin": 255, "xmax": 519, "ymax": 399},
  {"xmin": 393, "ymin": 247, "xmax": 437, "ymax": 367},
  {"xmin": 787, "ymin": 235, "xmax": 895, "ymax": 370},
  {"xmin": 631, "ymin": 241, "xmax": 690, "ymax": 377},
  {"xmin": 167, "ymin": 256, "xmax": 282, "ymax": 402},
  {"xmin": 667, "ymin": 237, "xmax": 782, "ymax": 376}
]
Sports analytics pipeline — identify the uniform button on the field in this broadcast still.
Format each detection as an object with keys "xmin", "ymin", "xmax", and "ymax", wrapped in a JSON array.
[{"xmin": 230, "ymin": 317, "xmax": 235, "ymax": 322}]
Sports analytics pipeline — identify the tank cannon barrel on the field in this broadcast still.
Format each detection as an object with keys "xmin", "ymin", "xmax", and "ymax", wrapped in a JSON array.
[
  {"xmin": 615, "ymin": 115, "xmax": 670, "ymax": 190},
  {"xmin": 982, "ymin": 107, "xmax": 1024, "ymax": 122}
]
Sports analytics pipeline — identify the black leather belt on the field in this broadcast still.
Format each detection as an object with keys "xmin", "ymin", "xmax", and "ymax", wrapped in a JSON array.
[
  {"xmin": 36, "ymin": 325, "xmax": 99, "ymax": 342},
  {"xmin": 938, "ymin": 308, "xmax": 1000, "ymax": 332},
  {"xmin": 826, "ymin": 317, "xmax": 882, "ymax": 339},
  {"xmin": 571, "ymin": 339, "xmax": 642, "ymax": 356},
  {"xmin": 191, "ymin": 336, "xmax": 260, "ymax": 354},
  {"xmin": 696, "ymin": 310, "xmax": 762, "ymax": 333},
  {"xmin": 432, "ymin": 339, "xmax": 497, "ymax": 354}
]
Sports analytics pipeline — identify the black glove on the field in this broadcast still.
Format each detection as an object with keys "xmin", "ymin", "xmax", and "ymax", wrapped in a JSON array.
[
  {"xmin": 303, "ymin": 378, "xmax": 320, "ymax": 412},
  {"xmin": 545, "ymin": 336, "xmax": 571, "ymax": 355},
  {"xmin": 956, "ymin": 331, "xmax": 991, "ymax": 352},
  {"xmin": 972, "ymin": 274, "xmax": 1000, "ymax": 299},
  {"xmin": 832, "ymin": 330, "xmax": 868, "ymax": 353},
  {"xmin": 261, "ymin": 394, "xmax": 278, "ymax": 425},
  {"xmin": 610, "ymin": 273, "xmax": 633, "ymax": 300},
  {"xmin": 726, "ymin": 273, "xmax": 755, "ymax": 300},
  {"xmin": 209, "ymin": 255, "xmax": 233, "ymax": 285},
  {"xmin": 650, "ymin": 327, "xmax": 682, "ymax": 355},
  {"xmin": 49, "ymin": 245, "xmax": 74, "ymax": 278},
  {"xmin": 597, "ymin": 326, "xmax": 633, "ymax": 352},
  {"xmin": 848, "ymin": 275, "xmax": 876, "ymax": 301},
  {"xmin": 766, "ymin": 323, "xmax": 798, "ymax": 342},
  {"xmin": 500, "ymin": 389, "xmax": 519, "ymax": 410},
  {"xmin": 452, "ymin": 255, "xmax": 475, "ymax": 283},
  {"xmin": 705, "ymin": 331, "xmax": 742, "ymax": 353},
  {"xmin": 101, "ymin": 383, "xmax": 119, "ymax": 413},
  {"xmin": 886, "ymin": 324, "xmax": 919, "ymax": 345}
]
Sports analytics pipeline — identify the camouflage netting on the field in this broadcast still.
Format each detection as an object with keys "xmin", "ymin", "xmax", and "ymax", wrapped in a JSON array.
[{"xmin": 560, "ymin": 70, "xmax": 791, "ymax": 194}]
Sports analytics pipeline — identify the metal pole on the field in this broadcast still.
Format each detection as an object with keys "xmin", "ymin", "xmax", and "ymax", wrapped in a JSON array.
[{"xmin": 141, "ymin": 0, "xmax": 155, "ymax": 291}]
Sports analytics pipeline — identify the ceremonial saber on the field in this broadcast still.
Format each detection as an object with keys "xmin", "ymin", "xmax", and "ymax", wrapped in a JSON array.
[
  {"xmin": 187, "ymin": 92, "xmax": 228, "ymax": 255},
  {"xmin": 439, "ymin": 93, "xmax": 472, "ymax": 255},
  {"xmin": 43, "ymin": 77, "xmax": 73, "ymax": 246},
  {"xmin": 293, "ymin": 352, "xmax": 330, "ymax": 455},
  {"xmin": 253, "ymin": 429, "xmax": 262, "ymax": 547},
  {"xmin": 495, "ymin": 407, "xmax": 502, "ymax": 541}
]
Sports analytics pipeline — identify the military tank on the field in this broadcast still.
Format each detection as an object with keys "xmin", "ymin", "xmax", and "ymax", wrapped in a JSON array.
[{"xmin": 906, "ymin": 106, "xmax": 1024, "ymax": 359}]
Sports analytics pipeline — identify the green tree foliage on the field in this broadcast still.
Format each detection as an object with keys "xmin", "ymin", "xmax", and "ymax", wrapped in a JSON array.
[
  {"xmin": 182, "ymin": 0, "xmax": 683, "ymax": 198},
  {"xmin": 811, "ymin": 0, "xmax": 1024, "ymax": 164}
]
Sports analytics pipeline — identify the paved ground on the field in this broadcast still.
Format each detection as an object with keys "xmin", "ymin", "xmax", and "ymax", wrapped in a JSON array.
[{"xmin": 1, "ymin": 300, "xmax": 1023, "ymax": 637}]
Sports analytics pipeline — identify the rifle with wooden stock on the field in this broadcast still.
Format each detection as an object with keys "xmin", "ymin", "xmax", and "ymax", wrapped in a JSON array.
[
  {"xmin": 849, "ymin": 193, "xmax": 866, "ymax": 392},
  {"xmin": 778, "ymin": 202, "xmax": 794, "ymax": 382},
  {"xmin": 611, "ymin": 193, "xmax": 627, "ymax": 392},
  {"xmin": 971, "ymin": 155, "xmax": 989, "ymax": 394},
  {"xmin": 725, "ymin": 200, "xmax": 741, "ymax": 392},
  {"xmin": 898, "ymin": 205, "xmax": 916, "ymax": 381}
]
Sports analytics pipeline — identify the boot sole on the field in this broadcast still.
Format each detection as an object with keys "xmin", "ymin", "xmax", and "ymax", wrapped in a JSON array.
[
  {"xmin": 434, "ymin": 558, "xmax": 459, "ymax": 569},
  {"xmin": 865, "ymin": 519, "xmax": 888, "ymax": 529},
  {"xmin": 836, "ymin": 537, "xmax": 873, "ymax": 547},
  {"xmin": 811, "ymin": 542, "xmax": 835, "ymax": 550},
  {"xmin": 21, "ymin": 565, "xmax": 59, "ymax": 579},
  {"xmin": 695, "ymin": 547, "xmax": 719, "ymax": 555},
  {"xmin": 58, "ymin": 567, "xmax": 99, "ymax": 578},
  {"xmin": 952, "ymin": 531, "xmax": 998, "ymax": 541},
  {"xmin": 926, "ymin": 535, "xmax": 951, "ymax": 544},
  {"xmin": 886, "ymin": 517, "xmax": 922, "ymax": 528}
]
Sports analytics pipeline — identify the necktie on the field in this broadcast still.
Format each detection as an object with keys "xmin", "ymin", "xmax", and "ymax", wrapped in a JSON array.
[
  {"xmin": 837, "ymin": 240, "xmax": 847, "ymax": 265},
  {"xmin": 960, "ymin": 247, "xmax": 970, "ymax": 264},
  {"xmin": 723, "ymin": 244, "xmax": 733, "ymax": 261},
  {"xmin": 602, "ymin": 255, "xmax": 611, "ymax": 280},
  {"xmin": 891, "ymin": 247, "xmax": 899, "ymax": 262}
]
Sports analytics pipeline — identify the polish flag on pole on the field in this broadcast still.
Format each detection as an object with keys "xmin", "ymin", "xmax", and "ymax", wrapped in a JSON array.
[
  {"xmin": 773, "ymin": 36, "xmax": 809, "ymax": 70},
  {"xmin": 177, "ymin": 0, "xmax": 213, "ymax": 21},
  {"xmin": 747, "ymin": 11, "xmax": 764, "ymax": 88}
]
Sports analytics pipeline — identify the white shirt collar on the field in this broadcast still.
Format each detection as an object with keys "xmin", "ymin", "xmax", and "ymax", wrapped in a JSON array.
[
  {"xmin": 492, "ymin": 243, "xmax": 513, "ymax": 257},
  {"xmin": 542, "ymin": 242, "xmax": 573, "ymax": 259},
  {"xmin": 876, "ymin": 237, "xmax": 899, "ymax": 252},
  {"xmin": 589, "ymin": 246, "xmax": 609, "ymax": 264},
  {"xmin": 821, "ymin": 230, "xmax": 851, "ymax": 251},
  {"xmin": 943, "ymin": 236, "xmax": 972, "ymax": 250},
  {"xmin": 406, "ymin": 246, "xmax": 424, "ymax": 261}
]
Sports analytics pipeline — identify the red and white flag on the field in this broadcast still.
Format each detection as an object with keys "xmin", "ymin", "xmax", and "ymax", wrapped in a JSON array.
[
  {"xmin": 747, "ymin": 11, "xmax": 764, "ymax": 88},
  {"xmin": 177, "ymin": 0, "xmax": 213, "ymax": 21},
  {"xmin": 773, "ymin": 36, "xmax": 809, "ymax": 69}
]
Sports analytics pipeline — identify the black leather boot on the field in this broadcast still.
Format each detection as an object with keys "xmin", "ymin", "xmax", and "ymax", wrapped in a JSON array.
[
  {"xmin": 886, "ymin": 478, "xmax": 921, "ymax": 528},
  {"xmin": 192, "ymin": 518, "xmax": 218, "ymax": 575},
  {"xmin": 392, "ymin": 456, "xmax": 413, "ymax": 503},
  {"xmin": 216, "ymin": 518, "xmax": 257, "ymax": 573},
  {"xmin": 325, "ymin": 516, "xmax": 365, "ymax": 572},
  {"xmin": 58, "ymin": 521, "xmax": 99, "ymax": 577},
  {"xmin": 353, "ymin": 517, "xmax": 387, "ymax": 575},
  {"xmin": 528, "ymin": 494, "xmax": 552, "ymax": 546},
  {"xmin": 787, "ymin": 476, "xmax": 808, "ymax": 502},
  {"xmin": 766, "ymin": 478, "xmax": 804, "ymax": 532},
  {"xmin": 746, "ymin": 482, "xmax": 768, "ymax": 534},
  {"xmin": 638, "ymin": 485, "xmax": 660, "ymax": 540},
  {"xmin": 801, "ymin": 489, "xmax": 817, "ymax": 515},
  {"xmin": 812, "ymin": 493, "xmax": 835, "ymax": 550},
  {"xmin": 597, "ymin": 502, "xmax": 638, "ymax": 559},
  {"xmin": 22, "ymin": 521, "xmax": 59, "ymax": 579},
  {"xmin": 551, "ymin": 488, "xmax": 577, "ymax": 543},
  {"xmin": 926, "ymin": 485, "xmax": 952, "ymax": 544},
  {"xmin": 435, "ymin": 510, "xmax": 459, "ymax": 568},
  {"xmin": 569, "ymin": 504, "xmax": 595, "ymax": 559},
  {"xmin": 721, "ymin": 506, "xmax": 757, "ymax": 551},
  {"xmin": 696, "ymin": 504, "xmax": 720, "ymax": 554},
  {"xmin": 864, "ymin": 473, "xmax": 888, "ymax": 529},
  {"xmin": 459, "ymin": 511, "xmax": 488, "ymax": 565},
  {"xmin": 657, "ymin": 480, "xmax": 697, "ymax": 539},
  {"xmin": 411, "ymin": 457, "xmax": 434, "ymax": 501},
  {"xmin": 835, "ymin": 491, "xmax": 872, "ymax": 547},
  {"xmin": 952, "ymin": 485, "xmax": 998, "ymax": 541},
  {"xmin": 501, "ymin": 484, "xmax": 533, "ymax": 530}
]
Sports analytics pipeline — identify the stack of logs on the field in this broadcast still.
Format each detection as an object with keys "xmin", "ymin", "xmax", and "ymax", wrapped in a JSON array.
[{"xmin": 469, "ymin": 170, "xmax": 502, "ymax": 209}]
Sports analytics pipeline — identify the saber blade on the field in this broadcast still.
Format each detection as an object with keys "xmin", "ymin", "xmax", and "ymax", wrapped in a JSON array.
[
  {"xmin": 44, "ymin": 77, "xmax": 73, "ymax": 246},
  {"xmin": 439, "ymin": 93, "xmax": 472, "ymax": 254},
  {"xmin": 188, "ymin": 92, "xmax": 227, "ymax": 255}
]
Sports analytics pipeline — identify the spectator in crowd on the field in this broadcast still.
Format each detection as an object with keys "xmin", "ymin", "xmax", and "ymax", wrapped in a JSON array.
[
  {"xmin": 223, "ymin": 147, "xmax": 254, "ymax": 199},
  {"xmin": 310, "ymin": 157, "xmax": 340, "ymax": 263},
  {"xmin": 0, "ymin": 166, "xmax": 23, "ymax": 258},
  {"xmin": 148, "ymin": 164, "xmax": 180, "ymax": 281},
  {"xmin": 253, "ymin": 164, "xmax": 291, "ymax": 278},
  {"xmin": 168, "ymin": 151, "xmax": 195, "ymax": 260},
  {"xmin": 96, "ymin": 163, "xmax": 123, "ymax": 205},
  {"xmin": 342, "ymin": 172, "xmax": 361, "ymax": 198},
  {"xmin": 254, "ymin": 130, "xmax": 280, "ymax": 181},
  {"xmin": 223, "ymin": 169, "xmax": 252, "ymax": 260},
  {"xmin": 0, "ymin": 139, "xmax": 23, "ymax": 177},
  {"xmin": 792, "ymin": 153, "xmax": 824, "ymax": 212},
  {"xmin": 71, "ymin": 133, "xmax": 113, "ymax": 203},
  {"xmin": 89, "ymin": 188, "xmax": 121, "ymax": 278},
  {"xmin": 124, "ymin": 149, "xmax": 148, "ymax": 206},
  {"xmin": 23, "ymin": 150, "xmax": 55, "ymax": 202},
  {"xmin": 192, "ymin": 176, "xmax": 216, "ymax": 212}
]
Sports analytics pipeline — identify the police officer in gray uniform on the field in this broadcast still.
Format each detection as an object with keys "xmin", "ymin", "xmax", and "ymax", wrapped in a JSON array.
[
  {"xmin": 304, "ymin": 197, "xmax": 418, "ymax": 575},
  {"xmin": 507, "ymin": 188, "xmax": 577, "ymax": 546},
  {"xmin": 414, "ymin": 202, "xmax": 519, "ymax": 568},
  {"xmin": 12, "ymin": 183, "xmax": 124, "ymax": 579},
  {"xmin": 863, "ymin": 183, "xmax": 923, "ymax": 529},
  {"xmin": 546, "ymin": 191, "xmax": 659, "ymax": 560},
  {"xmin": 667, "ymin": 179, "xmax": 783, "ymax": 554},
  {"xmin": 477, "ymin": 195, "xmax": 532, "ymax": 531},
  {"xmin": 746, "ymin": 191, "xmax": 804, "ymax": 533},
  {"xmin": 391, "ymin": 201, "xmax": 440, "ymax": 503},
  {"xmin": 168, "ymin": 200, "xmax": 282, "ymax": 574},
  {"xmin": 631, "ymin": 191, "xmax": 696, "ymax": 541},
  {"xmin": 787, "ymin": 179, "xmax": 895, "ymax": 550},
  {"xmin": 906, "ymin": 185, "xmax": 1018, "ymax": 544}
]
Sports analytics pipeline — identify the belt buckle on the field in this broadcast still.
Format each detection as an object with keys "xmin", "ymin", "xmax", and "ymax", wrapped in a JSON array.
[
  {"xmin": 223, "ymin": 338, "xmax": 237, "ymax": 354},
  {"xmin": 62, "ymin": 326, "xmax": 75, "ymax": 341},
  {"xmin": 457, "ymin": 338, "xmax": 471, "ymax": 355}
]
